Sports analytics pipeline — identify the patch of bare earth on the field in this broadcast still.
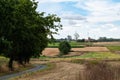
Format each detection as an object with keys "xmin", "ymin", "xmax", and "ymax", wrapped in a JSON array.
[
  {"xmin": 17, "ymin": 62, "xmax": 85, "ymax": 80},
  {"xmin": 42, "ymin": 47, "xmax": 109, "ymax": 56},
  {"xmin": 42, "ymin": 48, "xmax": 59, "ymax": 56}
]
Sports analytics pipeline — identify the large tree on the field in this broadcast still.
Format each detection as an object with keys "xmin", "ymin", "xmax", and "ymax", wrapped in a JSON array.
[{"xmin": 0, "ymin": 0, "xmax": 62, "ymax": 70}]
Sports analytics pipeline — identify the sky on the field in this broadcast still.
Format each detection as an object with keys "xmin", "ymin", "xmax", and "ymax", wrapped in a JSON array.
[{"xmin": 36, "ymin": 0, "xmax": 120, "ymax": 39}]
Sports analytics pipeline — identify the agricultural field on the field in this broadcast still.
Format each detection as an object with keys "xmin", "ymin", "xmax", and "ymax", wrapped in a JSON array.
[
  {"xmin": 0, "ymin": 42, "xmax": 120, "ymax": 80},
  {"xmin": 1, "ymin": 0, "xmax": 120, "ymax": 80}
]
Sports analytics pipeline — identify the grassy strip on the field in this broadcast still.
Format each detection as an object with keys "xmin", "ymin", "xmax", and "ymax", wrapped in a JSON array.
[
  {"xmin": 47, "ymin": 45, "xmax": 84, "ymax": 48},
  {"xmin": 107, "ymin": 46, "xmax": 120, "ymax": 51},
  {"xmin": 47, "ymin": 41, "xmax": 87, "ymax": 48},
  {"xmin": 71, "ymin": 52, "xmax": 120, "ymax": 59},
  {"xmin": 10, "ymin": 63, "xmax": 56, "ymax": 80}
]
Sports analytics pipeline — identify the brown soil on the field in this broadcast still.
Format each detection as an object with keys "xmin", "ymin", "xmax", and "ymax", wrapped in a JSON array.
[
  {"xmin": 42, "ymin": 47, "xmax": 109, "ymax": 56},
  {"xmin": 42, "ymin": 48, "xmax": 59, "ymax": 56},
  {"xmin": 16, "ymin": 62, "xmax": 85, "ymax": 80}
]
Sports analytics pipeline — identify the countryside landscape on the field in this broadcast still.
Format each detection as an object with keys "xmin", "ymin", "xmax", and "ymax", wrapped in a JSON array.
[{"xmin": 0, "ymin": 0, "xmax": 120, "ymax": 80}]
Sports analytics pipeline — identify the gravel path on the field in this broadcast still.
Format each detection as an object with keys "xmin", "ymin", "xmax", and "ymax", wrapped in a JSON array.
[{"xmin": 0, "ymin": 65, "xmax": 46, "ymax": 80}]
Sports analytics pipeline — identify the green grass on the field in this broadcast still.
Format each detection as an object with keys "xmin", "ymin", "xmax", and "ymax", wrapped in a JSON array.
[
  {"xmin": 47, "ymin": 41, "xmax": 90, "ymax": 48},
  {"xmin": 107, "ymin": 46, "xmax": 120, "ymax": 51},
  {"xmin": 0, "ymin": 56, "xmax": 8, "ymax": 66},
  {"xmin": 71, "ymin": 52, "xmax": 120, "ymax": 59}
]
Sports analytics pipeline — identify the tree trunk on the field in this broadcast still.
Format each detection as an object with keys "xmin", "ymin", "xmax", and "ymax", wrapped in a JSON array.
[{"xmin": 8, "ymin": 57, "xmax": 14, "ymax": 71}]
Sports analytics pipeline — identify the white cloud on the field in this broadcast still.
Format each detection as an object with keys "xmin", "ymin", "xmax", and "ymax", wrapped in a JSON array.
[
  {"xmin": 36, "ymin": 0, "xmax": 120, "ymax": 39},
  {"xmin": 75, "ymin": 0, "xmax": 120, "ymax": 23}
]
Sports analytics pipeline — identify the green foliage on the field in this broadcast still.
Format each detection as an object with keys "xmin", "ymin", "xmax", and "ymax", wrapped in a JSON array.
[{"xmin": 59, "ymin": 41, "xmax": 71, "ymax": 55}]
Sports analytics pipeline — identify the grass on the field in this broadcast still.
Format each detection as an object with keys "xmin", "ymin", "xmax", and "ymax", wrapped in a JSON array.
[
  {"xmin": 71, "ymin": 60, "xmax": 120, "ymax": 80},
  {"xmin": 11, "ymin": 63, "xmax": 56, "ymax": 80},
  {"xmin": 71, "ymin": 52, "xmax": 120, "ymax": 59},
  {"xmin": 107, "ymin": 46, "xmax": 120, "ymax": 51},
  {"xmin": 47, "ymin": 41, "xmax": 90, "ymax": 48},
  {"xmin": 0, "ymin": 56, "xmax": 8, "ymax": 66},
  {"xmin": 84, "ymin": 61, "xmax": 120, "ymax": 80}
]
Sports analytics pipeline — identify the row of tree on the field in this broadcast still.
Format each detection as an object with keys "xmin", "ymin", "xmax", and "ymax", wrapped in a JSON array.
[{"xmin": 0, "ymin": 0, "xmax": 62, "ymax": 70}]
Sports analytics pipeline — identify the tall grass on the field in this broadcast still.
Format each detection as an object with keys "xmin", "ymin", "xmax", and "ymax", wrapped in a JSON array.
[
  {"xmin": 76, "ymin": 61, "xmax": 120, "ymax": 80},
  {"xmin": 85, "ymin": 61, "xmax": 114, "ymax": 80}
]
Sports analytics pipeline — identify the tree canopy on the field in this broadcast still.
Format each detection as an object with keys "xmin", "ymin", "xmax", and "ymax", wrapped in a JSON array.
[{"xmin": 0, "ymin": 0, "xmax": 62, "ymax": 70}]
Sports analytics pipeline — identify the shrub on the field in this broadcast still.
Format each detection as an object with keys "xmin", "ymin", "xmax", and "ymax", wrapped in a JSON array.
[{"xmin": 59, "ymin": 41, "xmax": 71, "ymax": 55}]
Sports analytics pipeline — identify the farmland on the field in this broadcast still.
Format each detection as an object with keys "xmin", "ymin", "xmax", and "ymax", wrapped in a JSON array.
[
  {"xmin": 0, "ymin": 41, "xmax": 120, "ymax": 80},
  {"xmin": 1, "ymin": 0, "xmax": 120, "ymax": 80}
]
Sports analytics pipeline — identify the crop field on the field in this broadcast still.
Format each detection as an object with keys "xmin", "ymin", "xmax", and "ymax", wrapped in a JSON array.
[{"xmin": 42, "ymin": 47, "xmax": 109, "ymax": 56}]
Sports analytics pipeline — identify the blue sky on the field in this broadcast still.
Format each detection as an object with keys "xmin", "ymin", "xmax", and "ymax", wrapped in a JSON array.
[{"xmin": 36, "ymin": 0, "xmax": 120, "ymax": 39}]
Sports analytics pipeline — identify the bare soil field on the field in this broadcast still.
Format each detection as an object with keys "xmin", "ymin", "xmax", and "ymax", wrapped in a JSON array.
[
  {"xmin": 16, "ymin": 62, "xmax": 85, "ymax": 80},
  {"xmin": 42, "ymin": 47, "xmax": 109, "ymax": 56}
]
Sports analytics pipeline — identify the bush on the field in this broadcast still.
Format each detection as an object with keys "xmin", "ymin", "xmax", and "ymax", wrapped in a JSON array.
[{"xmin": 59, "ymin": 41, "xmax": 71, "ymax": 55}]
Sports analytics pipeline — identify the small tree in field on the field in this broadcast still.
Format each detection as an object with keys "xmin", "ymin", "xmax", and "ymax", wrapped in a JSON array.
[{"xmin": 59, "ymin": 41, "xmax": 71, "ymax": 55}]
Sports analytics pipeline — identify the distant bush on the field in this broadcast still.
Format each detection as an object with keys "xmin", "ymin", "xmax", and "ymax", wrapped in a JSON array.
[{"xmin": 59, "ymin": 41, "xmax": 71, "ymax": 55}]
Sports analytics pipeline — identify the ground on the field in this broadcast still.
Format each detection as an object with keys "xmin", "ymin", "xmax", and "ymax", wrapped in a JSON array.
[
  {"xmin": 15, "ymin": 62, "xmax": 85, "ymax": 80},
  {"xmin": 0, "ymin": 44, "xmax": 120, "ymax": 80},
  {"xmin": 42, "ymin": 47, "xmax": 109, "ymax": 56}
]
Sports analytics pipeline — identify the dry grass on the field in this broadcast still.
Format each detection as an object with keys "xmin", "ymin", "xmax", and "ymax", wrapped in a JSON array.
[
  {"xmin": 85, "ymin": 61, "xmax": 114, "ymax": 80},
  {"xmin": 76, "ymin": 61, "xmax": 120, "ymax": 80},
  {"xmin": 12, "ymin": 62, "xmax": 85, "ymax": 80},
  {"xmin": 10, "ymin": 59, "xmax": 120, "ymax": 80}
]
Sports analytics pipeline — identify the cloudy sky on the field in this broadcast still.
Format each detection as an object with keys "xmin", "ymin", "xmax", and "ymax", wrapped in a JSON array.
[{"xmin": 36, "ymin": 0, "xmax": 120, "ymax": 39}]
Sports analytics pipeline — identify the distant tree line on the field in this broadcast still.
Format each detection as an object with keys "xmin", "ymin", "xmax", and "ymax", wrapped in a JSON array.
[{"xmin": 52, "ymin": 37, "xmax": 120, "ymax": 43}]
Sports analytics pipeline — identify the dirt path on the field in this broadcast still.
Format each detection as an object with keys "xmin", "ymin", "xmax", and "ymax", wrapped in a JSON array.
[{"xmin": 17, "ymin": 62, "xmax": 85, "ymax": 80}]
